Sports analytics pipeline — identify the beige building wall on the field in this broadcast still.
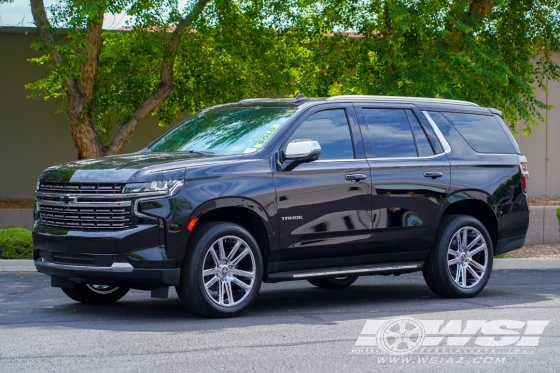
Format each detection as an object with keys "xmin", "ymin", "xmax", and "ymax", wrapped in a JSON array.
[
  {"xmin": 1, "ymin": 27, "xmax": 559, "ymax": 198},
  {"xmin": 514, "ymin": 52, "xmax": 560, "ymax": 197},
  {"xmin": 0, "ymin": 28, "xmax": 172, "ymax": 198}
]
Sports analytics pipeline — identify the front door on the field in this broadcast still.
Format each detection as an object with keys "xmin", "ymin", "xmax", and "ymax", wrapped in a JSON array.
[{"xmin": 273, "ymin": 104, "xmax": 372, "ymax": 271}]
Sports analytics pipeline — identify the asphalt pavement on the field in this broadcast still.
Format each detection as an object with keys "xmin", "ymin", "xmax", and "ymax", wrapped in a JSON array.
[{"xmin": 1, "ymin": 267, "xmax": 559, "ymax": 373}]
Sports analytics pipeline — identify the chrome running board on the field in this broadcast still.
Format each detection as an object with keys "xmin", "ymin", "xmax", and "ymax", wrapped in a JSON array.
[{"xmin": 267, "ymin": 262, "xmax": 423, "ymax": 281}]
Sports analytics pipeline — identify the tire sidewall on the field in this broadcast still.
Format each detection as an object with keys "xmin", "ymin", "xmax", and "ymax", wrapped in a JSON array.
[
  {"xmin": 187, "ymin": 224, "xmax": 263, "ymax": 317},
  {"xmin": 436, "ymin": 216, "xmax": 494, "ymax": 297}
]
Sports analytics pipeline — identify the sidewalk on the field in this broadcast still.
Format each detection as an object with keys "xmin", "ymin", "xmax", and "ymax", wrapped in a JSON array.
[{"xmin": 2, "ymin": 258, "xmax": 560, "ymax": 273}]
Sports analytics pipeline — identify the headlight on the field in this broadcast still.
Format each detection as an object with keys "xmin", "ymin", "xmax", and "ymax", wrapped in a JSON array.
[{"xmin": 123, "ymin": 180, "xmax": 184, "ymax": 196}]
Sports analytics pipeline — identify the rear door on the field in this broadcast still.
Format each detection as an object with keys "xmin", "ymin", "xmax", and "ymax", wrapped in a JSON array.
[
  {"xmin": 273, "ymin": 104, "xmax": 372, "ymax": 270},
  {"xmin": 356, "ymin": 104, "xmax": 451, "ymax": 263}
]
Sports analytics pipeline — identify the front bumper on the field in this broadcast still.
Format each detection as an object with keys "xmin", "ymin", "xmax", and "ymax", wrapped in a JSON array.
[{"xmin": 33, "ymin": 223, "xmax": 183, "ymax": 290}]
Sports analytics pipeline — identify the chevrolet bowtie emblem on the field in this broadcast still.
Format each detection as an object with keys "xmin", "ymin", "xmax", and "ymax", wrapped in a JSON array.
[{"xmin": 60, "ymin": 195, "xmax": 72, "ymax": 204}]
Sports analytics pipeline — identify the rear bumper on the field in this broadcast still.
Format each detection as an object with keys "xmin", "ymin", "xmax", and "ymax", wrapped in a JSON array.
[{"xmin": 35, "ymin": 260, "xmax": 181, "ymax": 289}]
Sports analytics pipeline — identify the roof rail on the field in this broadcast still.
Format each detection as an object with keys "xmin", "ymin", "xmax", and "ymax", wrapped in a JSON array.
[{"xmin": 326, "ymin": 95, "xmax": 479, "ymax": 107}]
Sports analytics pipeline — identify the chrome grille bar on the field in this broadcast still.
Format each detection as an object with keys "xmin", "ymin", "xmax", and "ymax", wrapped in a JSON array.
[
  {"xmin": 37, "ymin": 182, "xmax": 135, "ymax": 231},
  {"xmin": 39, "ymin": 182, "xmax": 123, "ymax": 194}
]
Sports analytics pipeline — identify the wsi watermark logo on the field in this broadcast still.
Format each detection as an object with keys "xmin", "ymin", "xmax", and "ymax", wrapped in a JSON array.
[{"xmin": 351, "ymin": 318, "xmax": 550, "ymax": 363}]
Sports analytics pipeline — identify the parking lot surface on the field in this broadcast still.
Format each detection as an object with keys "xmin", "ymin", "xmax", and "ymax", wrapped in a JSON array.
[{"xmin": 1, "ymin": 269, "xmax": 559, "ymax": 373}]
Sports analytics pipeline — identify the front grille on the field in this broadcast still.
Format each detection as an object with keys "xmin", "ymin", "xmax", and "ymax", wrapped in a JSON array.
[
  {"xmin": 40, "ymin": 205, "xmax": 133, "ymax": 230},
  {"xmin": 39, "ymin": 182, "xmax": 124, "ymax": 194},
  {"xmin": 37, "ymin": 182, "xmax": 134, "ymax": 231},
  {"xmin": 53, "ymin": 252, "xmax": 95, "ymax": 266}
]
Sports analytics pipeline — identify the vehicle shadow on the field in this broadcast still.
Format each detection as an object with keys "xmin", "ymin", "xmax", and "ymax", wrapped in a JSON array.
[{"xmin": 2, "ymin": 270, "xmax": 558, "ymax": 332}]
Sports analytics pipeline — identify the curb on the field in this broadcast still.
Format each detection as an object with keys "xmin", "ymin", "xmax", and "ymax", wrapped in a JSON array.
[
  {"xmin": 0, "ymin": 260, "xmax": 37, "ymax": 272},
  {"xmin": 493, "ymin": 258, "xmax": 560, "ymax": 270},
  {"xmin": 1, "ymin": 258, "xmax": 560, "ymax": 273}
]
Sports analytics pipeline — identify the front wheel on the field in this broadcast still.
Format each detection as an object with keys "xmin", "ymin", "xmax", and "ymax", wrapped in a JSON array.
[
  {"xmin": 61, "ymin": 284, "xmax": 129, "ymax": 304},
  {"xmin": 308, "ymin": 276, "xmax": 359, "ymax": 289},
  {"xmin": 176, "ymin": 222, "xmax": 263, "ymax": 318},
  {"xmin": 423, "ymin": 215, "xmax": 493, "ymax": 298}
]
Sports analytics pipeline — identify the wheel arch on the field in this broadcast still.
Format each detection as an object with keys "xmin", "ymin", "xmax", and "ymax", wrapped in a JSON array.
[
  {"xmin": 440, "ymin": 199, "xmax": 498, "ymax": 252},
  {"xmin": 188, "ymin": 198, "xmax": 274, "ymax": 269}
]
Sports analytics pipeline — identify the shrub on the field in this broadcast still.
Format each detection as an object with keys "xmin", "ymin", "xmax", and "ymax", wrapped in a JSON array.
[
  {"xmin": 0, "ymin": 228, "xmax": 33, "ymax": 259},
  {"xmin": 557, "ymin": 208, "xmax": 560, "ymax": 237}
]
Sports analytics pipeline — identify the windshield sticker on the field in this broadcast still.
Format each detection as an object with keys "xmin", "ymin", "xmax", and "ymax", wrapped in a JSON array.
[{"xmin": 253, "ymin": 124, "xmax": 280, "ymax": 149}]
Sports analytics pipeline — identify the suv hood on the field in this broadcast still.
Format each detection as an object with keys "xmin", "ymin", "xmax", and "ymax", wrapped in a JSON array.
[{"xmin": 39, "ymin": 152, "xmax": 240, "ymax": 184}]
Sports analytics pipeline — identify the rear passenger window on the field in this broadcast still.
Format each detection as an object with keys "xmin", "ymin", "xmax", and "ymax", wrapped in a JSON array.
[
  {"xmin": 289, "ymin": 109, "xmax": 355, "ymax": 160},
  {"xmin": 439, "ymin": 112, "xmax": 516, "ymax": 154},
  {"xmin": 363, "ymin": 109, "xmax": 417, "ymax": 158},
  {"xmin": 363, "ymin": 109, "xmax": 437, "ymax": 158},
  {"xmin": 407, "ymin": 110, "xmax": 435, "ymax": 157}
]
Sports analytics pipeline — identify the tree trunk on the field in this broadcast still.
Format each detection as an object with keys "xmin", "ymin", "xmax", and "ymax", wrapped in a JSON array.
[
  {"xmin": 31, "ymin": 0, "xmax": 210, "ymax": 160},
  {"xmin": 67, "ymin": 114, "xmax": 105, "ymax": 160}
]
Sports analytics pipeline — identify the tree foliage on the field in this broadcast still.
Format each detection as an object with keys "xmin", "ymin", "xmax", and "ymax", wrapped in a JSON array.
[
  {"xmin": 26, "ymin": 0, "xmax": 560, "ymax": 159},
  {"xmin": 296, "ymin": 0, "xmax": 560, "ymax": 135}
]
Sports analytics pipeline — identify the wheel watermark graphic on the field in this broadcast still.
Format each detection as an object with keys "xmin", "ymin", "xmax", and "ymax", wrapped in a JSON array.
[
  {"xmin": 351, "ymin": 318, "xmax": 551, "ymax": 364},
  {"xmin": 376, "ymin": 318, "xmax": 425, "ymax": 355}
]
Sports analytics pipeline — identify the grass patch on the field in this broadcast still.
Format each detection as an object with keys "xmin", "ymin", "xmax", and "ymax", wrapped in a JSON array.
[
  {"xmin": 0, "ymin": 228, "xmax": 33, "ymax": 259},
  {"xmin": 494, "ymin": 253, "xmax": 508, "ymax": 259}
]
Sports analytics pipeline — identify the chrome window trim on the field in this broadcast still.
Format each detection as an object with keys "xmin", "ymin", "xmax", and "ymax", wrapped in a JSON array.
[
  {"xmin": 365, "ymin": 152, "xmax": 449, "ymax": 162},
  {"xmin": 422, "ymin": 111, "xmax": 452, "ymax": 154},
  {"xmin": 313, "ymin": 158, "xmax": 368, "ymax": 163}
]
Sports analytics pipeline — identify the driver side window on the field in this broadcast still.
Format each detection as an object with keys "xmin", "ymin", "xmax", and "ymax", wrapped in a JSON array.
[{"xmin": 288, "ymin": 109, "xmax": 355, "ymax": 160}]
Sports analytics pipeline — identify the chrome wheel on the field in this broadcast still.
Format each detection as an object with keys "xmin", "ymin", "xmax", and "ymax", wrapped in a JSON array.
[
  {"xmin": 202, "ymin": 235, "xmax": 256, "ymax": 307},
  {"xmin": 447, "ymin": 226, "xmax": 488, "ymax": 289},
  {"xmin": 86, "ymin": 284, "xmax": 120, "ymax": 295}
]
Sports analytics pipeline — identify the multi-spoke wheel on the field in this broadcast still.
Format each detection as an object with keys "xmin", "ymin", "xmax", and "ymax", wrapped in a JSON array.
[
  {"xmin": 176, "ymin": 222, "xmax": 263, "ymax": 318},
  {"xmin": 202, "ymin": 235, "xmax": 256, "ymax": 307},
  {"xmin": 447, "ymin": 226, "xmax": 488, "ymax": 289},
  {"xmin": 423, "ymin": 215, "xmax": 493, "ymax": 298},
  {"xmin": 61, "ymin": 283, "xmax": 129, "ymax": 304},
  {"xmin": 308, "ymin": 275, "xmax": 359, "ymax": 289}
]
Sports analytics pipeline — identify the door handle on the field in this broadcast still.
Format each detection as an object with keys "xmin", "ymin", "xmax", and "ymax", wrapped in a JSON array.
[
  {"xmin": 345, "ymin": 174, "xmax": 367, "ymax": 182},
  {"xmin": 424, "ymin": 171, "xmax": 444, "ymax": 179}
]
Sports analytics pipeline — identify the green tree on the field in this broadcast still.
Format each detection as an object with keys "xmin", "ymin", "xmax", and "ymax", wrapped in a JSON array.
[
  {"xmin": 26, "ymin": 0, "xmax": 303, "ymax": 159},
  {"xmin": 297, "ymin": 0, "xmax": 560, "ymax": 134},
  {"xmin": 23, "ymin": 0, "xmax": 560, "ymax": 160}
]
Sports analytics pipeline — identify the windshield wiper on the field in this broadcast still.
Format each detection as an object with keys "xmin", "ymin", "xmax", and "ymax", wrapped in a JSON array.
[{"xmin": 186, "ymin": 150, "xmax": 215, "ymax": 155}]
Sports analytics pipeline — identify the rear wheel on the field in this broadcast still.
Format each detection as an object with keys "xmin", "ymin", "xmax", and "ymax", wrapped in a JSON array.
[
  {"xmin": 176, "ymin": 222, "xmax": 263, "ymax": 318},
  {"xmin": 423, "ymin": 215, "xmax": 493, "ymax": 298},
  {"xmin": 308, "ymin": 275, "xmax": 359, "ymax": 289},
  {"xmin": 61, "ymin": 284, "xmax": 129, "ymax": 304}
]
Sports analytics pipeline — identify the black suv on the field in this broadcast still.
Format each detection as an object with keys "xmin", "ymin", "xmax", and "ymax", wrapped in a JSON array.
[{"xmin": 33, "ymin": 95, "xmax": 530, "ymax": 318}]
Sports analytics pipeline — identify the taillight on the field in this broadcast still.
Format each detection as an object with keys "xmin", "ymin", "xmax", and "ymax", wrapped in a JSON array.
[{"xmin": 519, "ymin": 155, "xmax": 528, "ymax": 193}]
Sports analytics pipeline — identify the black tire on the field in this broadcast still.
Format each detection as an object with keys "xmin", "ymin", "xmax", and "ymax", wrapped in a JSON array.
[
  {"xmin": 423, "ymin": 214, "xmax": 493, "ymax": 298},
  {"xmin": 176, "ymin": 222, "xmax": 263, "ymax": 318},
  {"xmin": 308, "ymin": 276, "xmax": 359, "ymax": 289},
  {"xmin": 61, "ymin": 284, "xmax": 129, "ymax": 304}
]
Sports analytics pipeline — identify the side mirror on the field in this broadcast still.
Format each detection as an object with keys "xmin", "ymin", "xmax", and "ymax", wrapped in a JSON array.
[{"xmin": 285, "ymin": 140, "xmax": 321, "ymax": 162}]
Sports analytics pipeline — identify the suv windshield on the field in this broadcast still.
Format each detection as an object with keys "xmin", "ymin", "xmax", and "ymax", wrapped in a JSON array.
[{"xmin": 149, "ymin": 106, "xmax": 296, "ymax": 155}]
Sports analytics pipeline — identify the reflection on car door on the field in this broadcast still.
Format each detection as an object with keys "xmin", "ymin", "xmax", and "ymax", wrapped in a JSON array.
[
  {"xmin": 356, "ymin": 105, "xmax": 451, "ymax": 263},
  {"xmin": 273, "ymin": 104, "xmax": 372, "ymax": 271}
]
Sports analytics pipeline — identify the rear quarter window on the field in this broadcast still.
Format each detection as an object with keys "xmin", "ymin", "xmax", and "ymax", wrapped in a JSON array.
[{"xmin": 439, "ymin": 112, "xmax": 516, "ymax": 154}]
